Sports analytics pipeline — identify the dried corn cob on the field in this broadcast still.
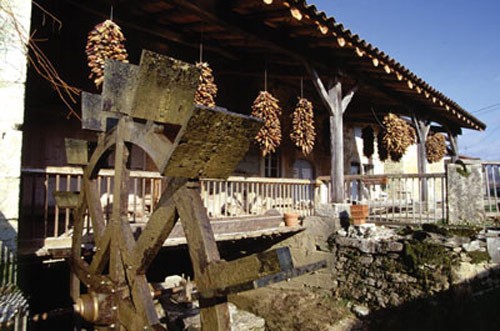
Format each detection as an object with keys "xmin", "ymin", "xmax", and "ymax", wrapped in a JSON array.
[
  {"xmin": 426, "ymin": 132, "xmax": 447, "ymax": 163},
  {"xmin": 381, "ymin": 113, "xmax": 416, "ymax": 161},
  {"xmin": 252, "ymin": 91, "xmax": 282, "ymax": 156},
  {"xmin": 85, "ymin": 20, "xmax": 128, "ymax": 87},
  {"xmin": 290, "ymin": 97, "xmax": 315, "ymax": 155},
  {"xmin": 194, "ymin": 62, "xmax": 218, "ymax": 107}
]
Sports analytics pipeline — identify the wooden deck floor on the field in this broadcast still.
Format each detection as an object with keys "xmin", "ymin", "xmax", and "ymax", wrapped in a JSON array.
[{"xmin": 19, "ymin": 216, "xmax": 304, "ymax": 258}]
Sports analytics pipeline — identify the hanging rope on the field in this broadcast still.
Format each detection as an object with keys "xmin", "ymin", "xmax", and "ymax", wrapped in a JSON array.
[{"xmin": 194, "ymin": 23, "xmax": 218, "ymax": 107}]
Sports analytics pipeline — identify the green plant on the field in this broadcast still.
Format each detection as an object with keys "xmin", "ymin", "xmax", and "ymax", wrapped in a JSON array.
[{"xmin": 456, "ymin": 166, "xmax": 471, "ymax": 178}]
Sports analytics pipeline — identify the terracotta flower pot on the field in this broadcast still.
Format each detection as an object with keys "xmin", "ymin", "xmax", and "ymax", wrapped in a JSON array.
[
  {"xmin": 350, "ymin": 204, "xmax": 369, "ymax": 226},
  {"xmin": 283, "ymin": 212, "xmax": 300, "ymax": 227}
]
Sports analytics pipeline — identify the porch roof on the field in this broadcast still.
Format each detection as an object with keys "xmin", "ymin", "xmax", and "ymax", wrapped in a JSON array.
[{"xmin": 70, "ymin": 0, "xmax": 485, "ymax": 132}]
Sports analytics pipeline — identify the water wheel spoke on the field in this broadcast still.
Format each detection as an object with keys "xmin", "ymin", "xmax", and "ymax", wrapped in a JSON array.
[
  {"xmin": 84, "ymin": 176, "xmax": 106, "ymax": 240},
  {"xmin": 133, "ymin": 179, "xmax": 186, "ymax": 273},
  {"xmin": 89, "ymin": 226, "xmax": 111, "ymax": 275}
]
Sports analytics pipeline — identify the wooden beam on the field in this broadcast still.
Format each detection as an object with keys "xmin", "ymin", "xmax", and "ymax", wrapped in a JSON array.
[
  {"xmin": 133, "ymin": 178, "xmax": 187, "ymax": 274},
  {"xmin": 66, "ymin": 0, "xmax": 238, "ymax": 60},
  {"xmin": 446, "ymin": 129, "xmax": 459, "ymax": 162},
  {"xmin": 200, "ymin": 247, "xmax": 294, "ymax": 297},
  {"xmin": 306, "ymin": 64, "xmax": 335, "ymax": 116},
  {"xmin": 174, "ymin": 183, "xmax": 230, "ymax": 331},
  {"xmin": 412, "ymin": 115, "xmax": 431, "ymax": 202}
]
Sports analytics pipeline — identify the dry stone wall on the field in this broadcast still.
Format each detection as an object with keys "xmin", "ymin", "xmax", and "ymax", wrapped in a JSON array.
[{"xmin": 328, "ymin": 224, "xmax": 500, "ymax": 309}]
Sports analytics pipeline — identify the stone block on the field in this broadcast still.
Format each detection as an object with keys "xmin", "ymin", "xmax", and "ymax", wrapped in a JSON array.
[
  {"xmin": 447, "ymin": 162, "xmax": 486, "ymax": 225},
  {"xmin": 315, "ymin": 203, "xmax": 350, "ymax": 221},
  {"xmin": 0, "ymin": 129, "xmax": 23, "ymax": 178},
  {"xmin": 0, "ymin": 83, "xmax": 25, "ymax": 126},
  {"xmin": 0, "ymin": 177, "xmax": 21, "ymax": 220}
]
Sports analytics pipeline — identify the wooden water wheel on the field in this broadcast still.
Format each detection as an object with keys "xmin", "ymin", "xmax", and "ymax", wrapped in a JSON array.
[{"xmin": 57, "ymin": 50, "xmax": 325, "ymax": 330}]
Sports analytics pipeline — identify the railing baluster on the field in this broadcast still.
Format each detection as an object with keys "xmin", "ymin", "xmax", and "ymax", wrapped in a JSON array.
[
  {"xmin": 65, "ymin": 174, "xmax": 71, "ymax": 234},
  {"xmin": 43, "ymin": 173, "xmax": 49, "ymax": 238},
  {"xmin": 133, "ymin": 177, "xmax": 138, "ymax": 223},
  {"xmin": 54, "ymin": 174, "xmax": 60, "ymax": 237}
]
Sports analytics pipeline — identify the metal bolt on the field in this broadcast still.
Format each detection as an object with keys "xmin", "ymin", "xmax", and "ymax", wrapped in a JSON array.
[
  {"xmin": 112, "ymin": 306, "xmax": 117, "ymax": 311},
  {"xmin": 86, "ymin": 274, "xmax": 91, "ymax": 278},
  {"xmin": 100, "ymin": 280, "xmax": 105, "ymax": 285},
  {"xmin": 111, "ymin": 289, "xmax": 116, "ymax": 293},
  {"xmin": 110, "ymin": 324, "xmax": 116, "ymax": 328}
]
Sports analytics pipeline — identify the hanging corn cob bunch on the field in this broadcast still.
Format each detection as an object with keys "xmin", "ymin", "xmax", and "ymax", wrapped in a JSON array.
[
  {"xmin": 377, "ymin": 130, "xmax": 388, "ymax": 162},
  {"xmin": 194, "ymin": 62, "xmax": 218, "ymax": 107},
  {"xmin": 290, "ymin": 97, "xmax": 315, "ymax": 155},
  {"xmin": 381, "ymin": 113, "xmax": 416, "ymax": 161},
  {"xmin": 85, "ymin": 20, "xmax": 128, "ymax": 87},
  {"xmin": 252, "ymin": 91, "xmax": 282, "ymax": 156},
  {"xmin": 361, "ymin": 126, "xmax": 375, "ymax": 158},
  {"xmin": 426, "ymin": 132, "xmax": 447, "ymax": 163}
]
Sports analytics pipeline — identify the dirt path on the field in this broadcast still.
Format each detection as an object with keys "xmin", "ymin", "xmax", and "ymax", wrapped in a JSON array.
[{"xmin": 230, "ymin": 287, "xmax": 363, "ymax": 331}]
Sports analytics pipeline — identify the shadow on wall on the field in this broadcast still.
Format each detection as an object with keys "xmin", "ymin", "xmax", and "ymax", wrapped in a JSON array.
[
  {"xmin": 351, "ymin": 265, "xmax": 500, "ymax": 331},
  {"xmin": 0, "ymin": 211, "xmax": 17, "ymax": 285}
]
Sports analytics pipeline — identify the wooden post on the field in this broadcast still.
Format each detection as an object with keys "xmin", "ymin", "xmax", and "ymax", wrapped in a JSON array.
[
  {"xmin": 412, "ymin": 116, "xmax": 430, "ymax": 202},
  {"xmin": 174, "ymin": 182, "xmax": 231, "ymax": 331},
  {"xmin": 447, "ymin": 129, "xmax": 459, "ymax": 162},
  {"xmin": 307, "ymin": 65, "xmax": 356, "ymax": 203}
]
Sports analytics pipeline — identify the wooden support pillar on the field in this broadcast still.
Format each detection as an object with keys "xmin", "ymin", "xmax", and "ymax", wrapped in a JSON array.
[
  {"xmin": 307, "ymin": 65, "xmax": 356, "ymax": 203},
  {"xmin": 412, "ymin": 116, "xmax": 431, "ymax": 202},
  {"xmin": 447, "ymin": 129, "xmax": 459, "ymax": 162}
]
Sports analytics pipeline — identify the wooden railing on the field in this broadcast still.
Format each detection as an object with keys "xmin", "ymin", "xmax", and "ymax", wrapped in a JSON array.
[
  {"xmin": 21, "ymin": 167, "xmax": 165, "ymax": 239},
  {"xmin": 21, "ymin": 168, "xmax": 316, "ymax": 240},
  {"xmin": 21, "ymin": 166, "xmax": 451, "ymax": 242},
  {"xmin": 342, "ymin": 173, "xmax": 447, "ymax": 223},
  {"xmin": 200, "ymin": 177, "xmax": 316, "ymax": 218}
]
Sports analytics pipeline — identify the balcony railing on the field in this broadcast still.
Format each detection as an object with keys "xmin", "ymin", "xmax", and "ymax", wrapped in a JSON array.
[
  {"xmin": 21, "ymin": 167, "xmax": 449, "ymax": 242},
  {"xmin": 319, "ymin": 173, "xmax": 447, "ymax": 223},
  {"xmin": 483, "ymin": 162, "xmax": 500, "ymax": 215},
  {"xmin": 21, "ymin": 167, "xmax": 316, "ymax": 240},
  {"xmin": 200, "ymin": 177, "xmax": 316, "ymax": 218}
]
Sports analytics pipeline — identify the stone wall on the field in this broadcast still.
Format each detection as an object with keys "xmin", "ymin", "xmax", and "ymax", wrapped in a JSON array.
[
  {"xmin": 0, "ymin": 0, "xmax": 31, "ymax": 283},
  {"xmin": 329, "ymin": 224, "xmax": 500, "ymax": 309}
]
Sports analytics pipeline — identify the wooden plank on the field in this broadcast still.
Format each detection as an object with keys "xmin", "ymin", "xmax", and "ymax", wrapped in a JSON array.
[
  {"xmin": 53, "ymin": 191, "xmax": 80, "ymax": 209},
  {"xmin": 361, "ymin": 176, "xmax": 388, "ymax": 185},
  {"xmin": 206, "ymin": 260, "xmax": 327, "ymax": 297},
  {"xmin": 102, "ymin": 60, "xmax": 139, "ymax": 115},
  {"xmin": 174, "ymin": 183, "xmax": 230, "ymax": 331},
  {"xmin": 81, "ymin": 92, "xmax": 105, "ymax": 132},
  {"xmin": 200, "ymin": 247, "xmax": 293, "ymax": 298},
  {"xmin": 65, "ymin": 138, "xmax": 89, "ymax": 165},
  {"xmin": 164, "ymin": 105, "xmax": 262, "ymax": 179},
  {"xmin": 130, "ymin": 50, "xmax": 199, "ymax": 124}
]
